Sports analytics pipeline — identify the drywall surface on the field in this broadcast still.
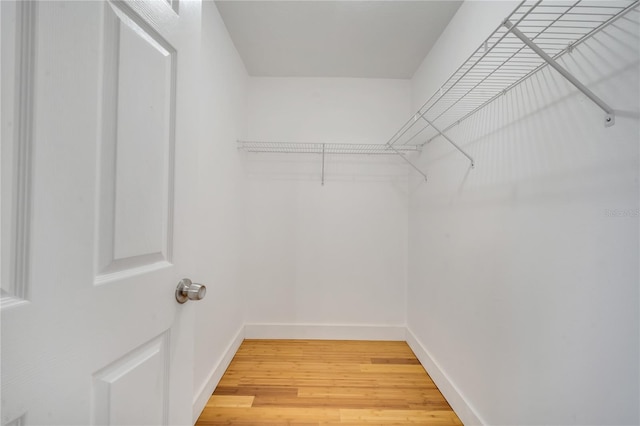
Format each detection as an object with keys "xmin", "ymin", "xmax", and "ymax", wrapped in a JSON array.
[
  {"xmin": 407, "ymin": 2, "xmax": 639, "ymax": 425},
  {"xmin": 192, "ymin": 0, "xmax": 248, "ymax": 410},
  {"xmin": 243, "ymin": 77, "xmax": 410, "ymax": 327}
]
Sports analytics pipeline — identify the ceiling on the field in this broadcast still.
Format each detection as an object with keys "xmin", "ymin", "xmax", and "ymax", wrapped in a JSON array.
[{"xmin": 215, "ymin": 1, "xmax": 463, "ymax": 79}]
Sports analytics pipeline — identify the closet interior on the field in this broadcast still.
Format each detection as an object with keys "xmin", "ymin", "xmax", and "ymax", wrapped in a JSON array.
[{"xmin": 231, "ymin": 1, "xmax": 639, "ymax": 425}]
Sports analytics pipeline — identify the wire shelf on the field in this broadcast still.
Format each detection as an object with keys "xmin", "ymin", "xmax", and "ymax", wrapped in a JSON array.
[
  {"xmin": 237, "ymin": 141, "xmax": 421, "ymax": 155},
  {"xmin": 388, "ymin": 0, "xmax": 639, "ymax": 147},
  {"xmin": 238, "ymin": 141, "xmax": 424, "ymax": 184}
]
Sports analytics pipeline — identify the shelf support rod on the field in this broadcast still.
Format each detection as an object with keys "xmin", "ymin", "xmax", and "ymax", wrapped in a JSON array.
[
  {"xmin": 419, "ymin": 116, "xmax": 475, "ymax": 168},
  {"xmin": 503, "ymin": 19, "xmax": 615, "ymax": 127},
  {"xmin": 321, "ymin": 143, "xmax": 325, "ymax": 186},
  {"xmin": 386, "ymin": 145, "xmax": 428, "ymax": 182}
]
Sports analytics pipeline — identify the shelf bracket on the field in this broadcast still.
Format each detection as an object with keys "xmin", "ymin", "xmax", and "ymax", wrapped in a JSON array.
[
  {"xmin": 503, "ymin": 19, "xmax": 615, "ymax": 127},
  {"xmin": 387, "ymin": 144, "xmax": 428, "ymax": 181},
  {"xmin": 419, "ymin": 115, "xmax": 475, "ymax": 168},
  {"xmin": 321, "ymin": 143, "xmax": 325, "ymax": 186}
]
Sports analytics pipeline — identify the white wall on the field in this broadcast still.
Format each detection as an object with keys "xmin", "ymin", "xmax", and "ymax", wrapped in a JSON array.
[
  {"xmin": 191, "ymin": 0, "xmax": 248, "ymax": 417},
  {"xmin": 407, "ymin": 2, "xmax": 639, "ymax": 425},
  {"xmin": 243, "ymin": 78, "xmax": 410, "ymax": 329}
]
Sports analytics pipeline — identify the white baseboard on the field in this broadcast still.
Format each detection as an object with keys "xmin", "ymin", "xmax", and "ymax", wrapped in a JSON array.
[
  {"xmin": 191, "ymin": 326, "xmax": 245, "ymax": 423},
  {"xmin": 405, "ymin": 328, "xmax": 484, "ymax": 426},
  {"xmin": 244, "ymin": 323, "xmax": 406, "ymax": 341}
]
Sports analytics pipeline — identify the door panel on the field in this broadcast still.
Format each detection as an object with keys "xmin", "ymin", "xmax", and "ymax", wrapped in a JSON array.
[
  {"xmin": 96, "ymin": 1, "xmax": 176, "ymax": 280},
  {"xmin": 1, "ymin": 1, "xmax": 201, "ymax": 425},
  {"xmin": 92, "ymin": 332, "xmax": 169, "ymax": 426}
]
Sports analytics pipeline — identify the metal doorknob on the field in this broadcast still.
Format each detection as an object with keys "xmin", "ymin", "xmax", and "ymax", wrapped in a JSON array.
[{"xmin": 175, "ymin": 278, "xmax": 206, "ymax": 304}]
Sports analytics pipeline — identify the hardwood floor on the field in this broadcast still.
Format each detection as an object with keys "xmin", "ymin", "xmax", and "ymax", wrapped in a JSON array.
[{"xmin": 196, "ymin": 340, "xmax": 462, "ymax": 425}]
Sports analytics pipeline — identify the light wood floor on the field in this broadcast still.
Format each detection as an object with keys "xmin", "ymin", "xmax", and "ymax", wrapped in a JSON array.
[{"xmin": 196, "ymin": 339, "xmax": 462, "ymax": 425}]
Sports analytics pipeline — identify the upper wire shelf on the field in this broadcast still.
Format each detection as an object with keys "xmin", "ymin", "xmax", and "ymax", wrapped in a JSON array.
[{"xmin": 388, "ymin": 0, "xmax": 639, "ymax": 148}]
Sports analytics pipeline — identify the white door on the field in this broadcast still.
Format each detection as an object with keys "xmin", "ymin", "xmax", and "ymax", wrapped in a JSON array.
[{"xmin": 2, "ymin": 1, "xmax": 203, "ymax": 424}]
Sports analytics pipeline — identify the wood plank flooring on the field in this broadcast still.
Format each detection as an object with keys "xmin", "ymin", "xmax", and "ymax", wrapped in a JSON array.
[{"xmin": 196, "ymin": 340, "xmax": 462, "ymax": 425}]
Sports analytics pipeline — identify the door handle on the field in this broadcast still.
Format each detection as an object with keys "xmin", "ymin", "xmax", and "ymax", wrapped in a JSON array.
[{"xmin": 175, "ymin": 278, "xmax": 206, "ymax": 304}]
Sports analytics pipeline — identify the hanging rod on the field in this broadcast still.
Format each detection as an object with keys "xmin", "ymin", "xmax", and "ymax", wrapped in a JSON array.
[
  {"xmin": 388, "ymin": 0, "xmax": 638, "ymax": 153},
  {"xmin": 237, "ymin": 140, "xmax": 426, "ymax": 185}
]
